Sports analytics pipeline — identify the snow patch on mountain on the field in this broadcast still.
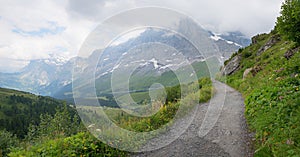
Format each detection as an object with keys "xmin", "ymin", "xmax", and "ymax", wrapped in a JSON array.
[
  {"xmin": 44, "ymin": 54, "xmax": 69, "ymax": 66},
  {"xmin": 139, "ymin": 62, "xmax": 150, "ymax": 67},
  {"xmin": 159, "ymin": 64, "xmax": 174, "ymax": 70},
  {"xmin": 225, "ymin": 40, "xmax": 242, "ymax": 47},
  {"xmin": 99, "ymin": 71, "xmax": 109, "ymax": 77},
  {"xmin": 210, "ymin": 34, "xmax": 222, "ymax": 41},
  {"xmin": 62, "ymin": 80, "xmax": 71, "ymax": 86},
  {"xmin": 149, "ymin": 58, "xmax": 159, "ymax": 69},
  {"xmin": 210, "ymin": 32, "xmax": 242, "ymax": 48}
]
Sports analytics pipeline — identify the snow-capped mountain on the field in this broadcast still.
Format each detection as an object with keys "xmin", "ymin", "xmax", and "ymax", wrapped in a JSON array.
[
  {"xmin": 0, "ymin": 55, "xmax": 72, "ymax": 95},
  {"xmin": 0, "ymin": 18, "xmax": 251, "ymax": 101},
  {"xmin": 218, "ymin": 31, "xmax": 251, "ymax": 47}
]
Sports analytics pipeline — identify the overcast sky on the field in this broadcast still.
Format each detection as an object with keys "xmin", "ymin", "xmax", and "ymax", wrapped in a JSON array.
[{"xmin": 0, "ymin": 0, "xmax": 284, "ymax": 72}]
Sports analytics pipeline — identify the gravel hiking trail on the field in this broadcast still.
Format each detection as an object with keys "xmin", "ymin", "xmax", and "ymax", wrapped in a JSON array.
[{"xmin": 131, "ymin": 81, "xmax": 253, "ymax": 157}]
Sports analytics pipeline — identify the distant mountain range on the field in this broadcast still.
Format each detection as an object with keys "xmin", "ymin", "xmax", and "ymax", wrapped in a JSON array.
[
  {"xmin": 0, "ymin": 55, "xmax": 73, "ymax": 96},
  {"xmin": 0, "ymin": 18, "xmax": 250, "ymax": 104}
]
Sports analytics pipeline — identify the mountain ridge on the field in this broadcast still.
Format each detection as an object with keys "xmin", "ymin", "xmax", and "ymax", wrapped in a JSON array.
[{"xmin": 0, "ymin": 20, "xmax": 251, "ymax": 100}]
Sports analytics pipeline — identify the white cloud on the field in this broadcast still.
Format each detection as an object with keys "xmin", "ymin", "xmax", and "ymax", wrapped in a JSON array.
[
  {"xmin": 132, "ymin": 0, "xmax": 284, "ymax": 36},
  {"xmin": 110, "ymin": 29, "xmax": 146, "ymax": 46},
  {"xmin": 0, "ymin": 0, "xmax": 96, "ymax": 72},
  {"xmin": 0, "ymin": 0, "xmax": 284, "ymax": 72}
]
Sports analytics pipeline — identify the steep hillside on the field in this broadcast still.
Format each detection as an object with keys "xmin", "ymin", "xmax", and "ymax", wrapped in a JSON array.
[
  {"xmin": 220, "ymin": 31, "xmax": 300, "ymax": 156},
  {"xmin": 0, "ymin": 87, "xmax": 75, "ymax": 138}
]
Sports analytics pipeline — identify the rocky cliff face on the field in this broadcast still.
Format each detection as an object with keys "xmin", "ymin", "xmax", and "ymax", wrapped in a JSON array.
[
  {"xmin": 257, "ymin": 34, "xmax": 281, "ymax": 56},
  {"xmin": 221, "ymin": 55, "xmax": 242, "ymax": 76},
  {"xmin": 284, "ymin": 46, "xmax": 300, "ymax": 59}
]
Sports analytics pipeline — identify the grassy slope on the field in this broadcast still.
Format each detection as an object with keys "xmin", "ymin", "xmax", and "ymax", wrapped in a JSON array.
[{"xmin": 220, "ymin": 32, "xmax": 300, "ymax": 156}]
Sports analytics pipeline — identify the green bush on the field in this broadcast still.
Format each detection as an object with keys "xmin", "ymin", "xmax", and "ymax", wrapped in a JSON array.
[
  {"xmin": 0, "ymin": 130, "xmax": 19, "ymax": 156},
  {"xmin": 9, "ymin": 132, "xmax": 127, "ymax": 157},
  {"xmin": 242, "ymin": 51, "xmax": 252, "ymax": 58},
  {"xmin": 276, "ymin": 0, "xmax": 300, "ymax": 45}
]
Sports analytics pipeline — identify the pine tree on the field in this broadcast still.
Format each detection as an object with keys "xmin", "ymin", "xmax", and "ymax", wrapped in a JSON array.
[{"xmin": 51, "ymin": 102, "xmax": 72, "ymax": 137}]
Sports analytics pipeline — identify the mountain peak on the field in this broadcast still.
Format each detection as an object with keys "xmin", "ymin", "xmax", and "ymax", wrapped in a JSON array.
[{"xmin": 44, "ymin": 54, "xmax": 69, "ymax": 66}]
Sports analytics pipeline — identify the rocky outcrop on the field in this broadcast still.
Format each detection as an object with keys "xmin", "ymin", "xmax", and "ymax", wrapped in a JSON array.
[
  {"xmin": 284, "ymin": 47, "xmax": 300, "ymax": 60},
  {"xmin": 251, "ymin": 33, "xmax": 267, "ymax": 45},
  {"xmin": 241, "ymin": 66, "xmax": 262, "ymax": 80},
  {"xmin": 257, "ymin": 35, "xmax": 281, "ymax": 56},
  {"xmin": 222, "ymin": 55, "xmax": 242, "ymax": 76},
  {"xmin": 251, "ymin": 66, "xmax": 262, "ymax": 76},
  {"xmin": 251, "ymin": 34, "xmax": 260, "ymax": 45},
  {"xmin": 243, "ymin": 68, "xmax": 253, "ymax": 80}
]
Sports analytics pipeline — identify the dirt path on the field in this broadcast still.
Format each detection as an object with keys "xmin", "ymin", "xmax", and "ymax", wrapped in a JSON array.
[{"xmin": 131, "ymin": 81, "xmax": 253, "ymax": 157}]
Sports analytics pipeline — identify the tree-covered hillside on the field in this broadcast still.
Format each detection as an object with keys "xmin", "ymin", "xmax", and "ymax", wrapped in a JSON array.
[
  {"xmin": 0, "ymin": 87, "xmax": 126, "ymax": 156},
  {"xmin": 0, "ymin": 87, "xmax": 78, "ymax": 138}
]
